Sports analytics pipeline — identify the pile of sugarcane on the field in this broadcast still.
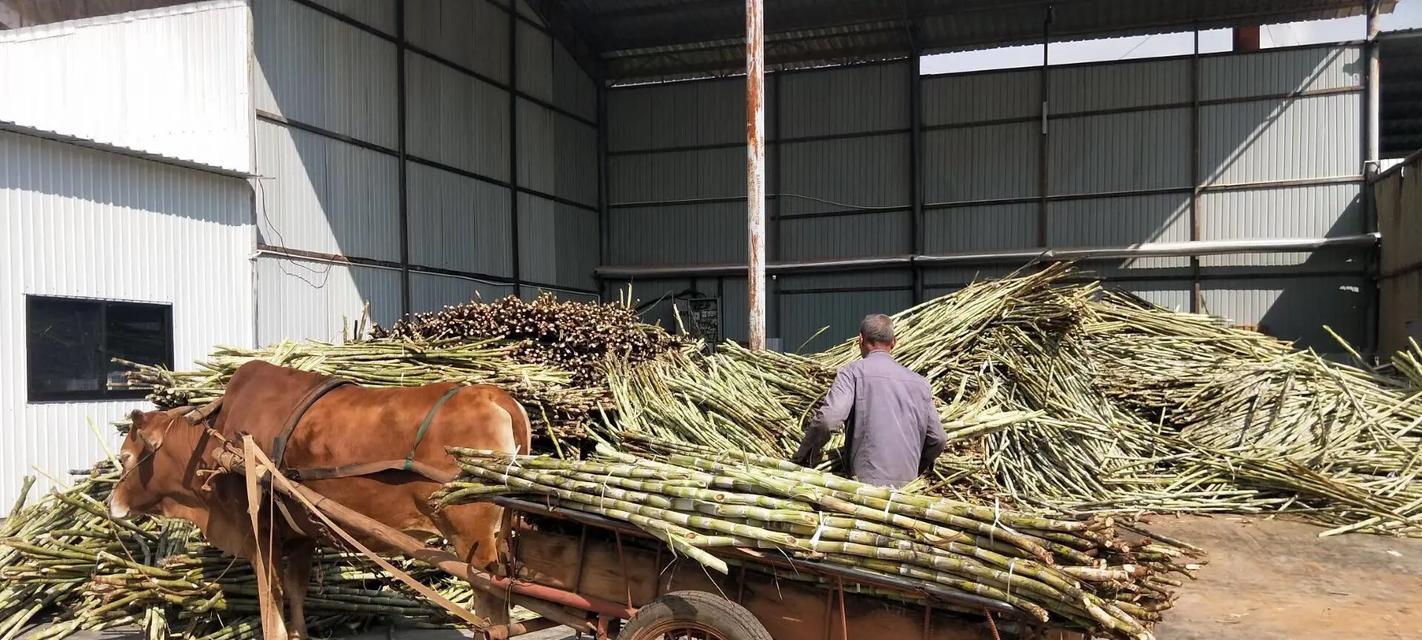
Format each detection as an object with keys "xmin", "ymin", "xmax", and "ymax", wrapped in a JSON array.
[
  {"xmin": 605, "ymin": 264, "xmax": 1422, "ymax": 536},
  {"xmin": 115, "ymin": 338, "xmax": 608, "ymax": 441},
  {"xmin": 0, "ymin": 467, "xmax": 500, "ymax": 640},
  {"xmin": 438, "ymin": 438, "xmax": 1202, "ymax": 640},
  {"xmin": 373, "ymin": 293, "xmax": 685, "ymax": 386}
]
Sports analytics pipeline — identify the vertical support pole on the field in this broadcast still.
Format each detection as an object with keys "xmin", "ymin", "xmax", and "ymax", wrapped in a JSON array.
[
  {"xmin": 597, "ymin": 79, "xmax": 610, "ymax": 302},
  {"xmin": 396, "ymin": 0, "xmax": 411, "ymax": 316},
  {"xmin": 771, "ymin": 71, "xmax": 783, "ymax": 344},
  {"xmin": 910, "ymin": 51, "xmax": 924, "ymax": 304},
  {"xmin": 1365, "ymin": 0, "xmax": 1381, "ymax": 215},
  {"xmin": 1365, "ymin": 0, "xmax": 1381, "ymax": 354},
  {"xmin": 746, "ymin": 0, "xmax": 767, "ymax": 351},
  {"xmin": 509, "ymin": 3, "xmax": 522, "ymax": 297},
  {"xmin": 1037, "ymin": 6, "xmax": 1052, "ymax": 249},
  {"xmin": 1190, "ymin": 28, "xmax": 1203, "ymax": 314}
]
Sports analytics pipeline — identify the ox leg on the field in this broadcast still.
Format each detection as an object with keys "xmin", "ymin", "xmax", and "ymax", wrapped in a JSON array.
[{"xmin": 281, "ymin": 537, "xmax": 316, "ymax": 640}]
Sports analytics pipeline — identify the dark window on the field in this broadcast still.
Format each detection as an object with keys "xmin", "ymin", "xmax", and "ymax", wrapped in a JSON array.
[{"xmin": 26, "ymin": 296, "xmax": 173, "ymax": 402}]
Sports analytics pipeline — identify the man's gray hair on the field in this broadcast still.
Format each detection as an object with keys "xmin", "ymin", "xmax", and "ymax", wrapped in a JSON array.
[{"xmin": 859, "ymin": 314, "xmax": 895, "ymax": 345}]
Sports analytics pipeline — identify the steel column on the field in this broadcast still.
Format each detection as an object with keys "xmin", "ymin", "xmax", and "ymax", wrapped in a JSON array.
[
  {"xmin": 396, "ymin": 0, "xmax": 411, "ymax": 316},
  {"xmin": 597, "ymin": 78, "xmax": 610, "ymax": 302},
  {"xmin": 910, "ymin": 52, "xmax": 924, "ymax": 304},
  {"xmin": 1037, "ymin": 6, "xmax": 1053, "ymax": 248},
  {"xmin": 746, "ymin": 0, "xmax": 767, "ymax": 350},
  {"xmin": 508, "ymin": 3, "xmax": 522, "ymax": 297},
  {"xmin": 1190, "ymin": 28, "xmax": 1203, "ymax": 313}
]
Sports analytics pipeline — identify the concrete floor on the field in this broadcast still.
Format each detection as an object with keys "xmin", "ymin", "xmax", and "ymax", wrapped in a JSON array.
[{"xmin": 50, "ymin": 515, "xmax": 1422, "ymax": 639}]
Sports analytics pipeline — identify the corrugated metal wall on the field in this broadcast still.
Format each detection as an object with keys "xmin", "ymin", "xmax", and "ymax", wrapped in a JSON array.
[
  {"xmin": 0, "ymin": 1, "xmax": 253, "ymax": 174},
  {"xmin": 253, "ymin": 0, "xmax": 600, "ymax": 343},
  {"xmin": 0, "ymin": 130, "xmax": 254, "ymax": 505},
  {"xmin": 606, "ymin": 45, "xmax": 1371, "ymax": 355},
  {"xmin": 1375, "ymin": 154, "xmax": 1421, "ymax": 355}
]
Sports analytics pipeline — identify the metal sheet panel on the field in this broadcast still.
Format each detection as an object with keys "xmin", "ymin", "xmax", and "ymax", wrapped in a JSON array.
[
  {"xmin": 1199, "ymin": 183, "xmax": 1365, "ymax": 268},
  {"xmin": 519, "ymin": 194, "xmax": 599, "ymax": 291},
  {"xmin": 1047, "ymin": 194, "xmax": 1192, "ymax": 270},
  {"xmin": 256, "ymin": 256, "xmax": 402, "ymax": 344},
  {"xmin": 310, "ymin": 0, "xmax": 396, "ymax": 34},
  {"xmin": 923, "ymin": 203, "xmax": 1037, "ymax": 253},
  {"xmin": 779, "ymin": 63, "xmax": 910, "ymax": 137},
  {"xmin": 1201, "ymin": 92, "xmax": 1361, "ymax": 185},
  {"xmin": 777, "ymin": 270, "xmax": 913, "ymax": 291},
  {"xmin": 1108, "ymin": 279, "xmax": 1194, "ymax": 311},
  {"xmin": 255, "ymin": 121, "xmax": 402, "ymax": 261},
  {"xmin": 1200, "ymin": 276, "xmax": 1371, "ymax": 353},
  {"xmin": 405, "ymin": 51, "xmax": 511, "ymax": 180},
  {"xmin": 405, "ymin": 161, "xmax": 513, "ymax": 276},
  {"xmin": 608, "ymin": 202, "xmax": 744, "ymax": 265},
  {"xmin": 519, "ymin": 99, "xmax": 598, "ymax": 206},
  {"xmin": 608, "ymin": 79, "xmax": 764, "ymax": 151},
  {"xmin": 404, "ymin": 0, "xmax": 508, "ymax": 82},
  {"xmin": 553, "ymin": 39, "xmax": 598, "ymax": 122},
  {"xmin": 780, "ymin": 212, "xmax": 912, "ymax": 261},
  {"xmin": 922, "ymin": 266, "xmax": 1018, "ymax": 295},
  {"xmin": 1049, "ymin": 108, "xmax": 1191, "ymax": 194},
  {"xmin": 609, "ymin": 147, "xmax": 744, "ymax": 204},
  {"xmin": 924, "ymin": 122, "xmax": 1038, "ymax": 203},
  {"xmin": 922, "ymin": 68, "xmax": 1039, "ymax": 126},
  {"xmin": 516, "ymin": 20, "xmax": 554, "ymax": 103},
  {"xmin": 779, "ymin": 289, "xmax": 913, "ymax": 354},
  {"xmin": 256, "ymin": 0, "xmax": 399, "ymax": 148},
  {"xmin": 1201, "ymin": 45, "xmax": 1362, "ymax": 101},
  {"xmin": 0, "ymin": 130, "xmax": 253, "ymax": 505},
  {"xmin": 0, "ymin": 1, "xmax": 254, "ymax": 173},
  {"xmin": 1049, "ymin": 58, "xmax": 1190, "ymax": 115},
  {"xmin": 521, "ymin": 286, "xmax": 598, "ymax": 303},
  {"xmin": 516, "ymin": 0, "xmax": 544, "ymax": 26},
  {"xmin": 410, "ymin": 271, "xmax": 512, "ymax": 311},
  {"xmin": 778, "ymin": 135, "xmax": 909, "ymax": 216}
]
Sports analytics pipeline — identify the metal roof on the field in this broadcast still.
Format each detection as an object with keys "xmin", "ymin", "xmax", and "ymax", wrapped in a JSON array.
[
  {"xmin": 1382, "ymin": 29, "xmax": 1422, "ymax": 157},
  {"xmin": 529, "ymin": 0, "xmax": 1395, "ymax": 84}
]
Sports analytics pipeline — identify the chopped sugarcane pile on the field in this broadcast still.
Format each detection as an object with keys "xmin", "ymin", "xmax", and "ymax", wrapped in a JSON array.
[
  {"xmin": 115, "ymin": 338, "xmax": 609, "ymax": 441},
  {"xmin": 438, "ymin": 438, "xmax": 1203, "ymax": 640},
  {"xmin": 0, "ymin": 468, "xmax": 507, "ymax": 640},
  {"xmin": 372, "ymin": 292, "xmax": 686, "ymax": 386}
]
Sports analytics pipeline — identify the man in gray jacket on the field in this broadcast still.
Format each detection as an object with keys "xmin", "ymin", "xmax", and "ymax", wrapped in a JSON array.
[{"xmin": 791, "ymin": 314, "xmax": 946, "ymax": 487}]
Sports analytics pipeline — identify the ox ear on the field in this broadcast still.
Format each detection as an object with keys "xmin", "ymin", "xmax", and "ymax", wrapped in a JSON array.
[{"xmin": 131, "ymin": 411, "xmax": 164, "ymax": 451}]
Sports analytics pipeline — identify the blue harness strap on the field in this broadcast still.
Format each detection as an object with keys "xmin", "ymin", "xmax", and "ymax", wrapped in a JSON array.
[{"xmin": 404, "ymin": 386, "xmax": 463, "ymax": 471}]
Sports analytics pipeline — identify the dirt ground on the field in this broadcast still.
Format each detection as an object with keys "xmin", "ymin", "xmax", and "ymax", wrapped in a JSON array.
[
  {"xmin": 1144, "ymin": 514, "xmax": 1422, "ymax": 640},
  {"xmin": 60, "ymin": 515, "xmax": 1422, "ymax": 640}
]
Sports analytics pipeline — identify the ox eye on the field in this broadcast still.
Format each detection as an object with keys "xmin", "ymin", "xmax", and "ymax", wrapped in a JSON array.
[{"xmin": 120, "ymin": 451, "xmax": 134, "ymax": 468}]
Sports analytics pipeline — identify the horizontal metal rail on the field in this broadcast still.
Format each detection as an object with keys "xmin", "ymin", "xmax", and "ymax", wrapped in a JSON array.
[{"xmin": 595, "ymin": 233, "xmax": 1380, "ymax": 279}]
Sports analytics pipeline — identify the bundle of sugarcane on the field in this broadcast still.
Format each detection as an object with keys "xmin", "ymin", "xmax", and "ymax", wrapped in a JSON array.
[
  {"xmin": 437, "ymin": 438, "xmax": 1202, "ymax": 640},
  {"xmin": 113, "ymin": 338, "xmax": 606, "ymax": 441},
  {"xmin": 373, "ymin": 293, "xmax": 686, "ymax": 386},
  {"xmin": 0, "ymin": 466, "xmax": 508, "ymax": 640}
]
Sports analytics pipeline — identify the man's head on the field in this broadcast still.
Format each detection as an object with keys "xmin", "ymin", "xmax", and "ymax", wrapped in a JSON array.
[{"xmin": 858, "ymin": 313, "xmax": 895, "ymax": 356}]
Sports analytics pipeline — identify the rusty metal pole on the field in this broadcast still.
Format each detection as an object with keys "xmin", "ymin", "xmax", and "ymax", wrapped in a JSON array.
[{"xmin": 746, "ymin": 0, "xmax": 767, "ymax": 350}]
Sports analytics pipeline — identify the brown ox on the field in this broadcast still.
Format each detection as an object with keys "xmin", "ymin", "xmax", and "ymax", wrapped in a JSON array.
[{"xmin": 109, "ymin": 361, "xmax": 531, "ymax": 638}]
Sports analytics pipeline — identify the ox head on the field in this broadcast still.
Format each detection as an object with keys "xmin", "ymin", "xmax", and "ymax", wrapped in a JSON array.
[{"xmin": 110, "ymin": 409, "xmax": 192, "ymax": 519}]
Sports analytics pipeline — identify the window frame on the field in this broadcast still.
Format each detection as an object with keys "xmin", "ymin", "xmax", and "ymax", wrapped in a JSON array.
[{"xmin": 25, "ymin": 295, "xmax": 174, "ymax": 403}]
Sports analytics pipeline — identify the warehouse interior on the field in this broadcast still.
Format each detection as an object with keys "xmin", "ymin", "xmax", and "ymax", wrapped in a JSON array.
[{"xmin": 2, "ymin": 0, "xmax": 1419, "ymax": 501}]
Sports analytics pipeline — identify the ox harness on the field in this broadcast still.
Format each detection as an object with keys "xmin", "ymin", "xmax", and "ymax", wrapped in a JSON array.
[{"xmin": 269, "ymin": 380, "xmax": 462, "ymax": 485}]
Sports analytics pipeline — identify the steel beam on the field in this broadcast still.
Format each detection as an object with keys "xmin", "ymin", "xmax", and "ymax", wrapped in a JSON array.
[{"xmin": 746, "ymin": 0, "xmax": 767, "ymax": 350}]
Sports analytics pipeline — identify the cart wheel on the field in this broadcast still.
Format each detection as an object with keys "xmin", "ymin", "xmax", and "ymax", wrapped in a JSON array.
[{"xmin": 618, "ymin": 591, "xmax": 772, "ymax": 640}]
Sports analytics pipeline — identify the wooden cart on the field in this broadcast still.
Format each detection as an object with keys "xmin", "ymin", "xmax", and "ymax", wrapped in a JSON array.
[{"xmin": 227, "ymin": 441, "xmax": 1077, "ymax": 640}]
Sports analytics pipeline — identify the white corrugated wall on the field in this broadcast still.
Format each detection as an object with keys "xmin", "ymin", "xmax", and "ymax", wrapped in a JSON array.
[
  {"xmin": 0, "ymin": 1, "xmax": 254, "ymax": 174},
  {"xmin": 0, "ymin": 130, "xmax": 254, "ymax": 506}
]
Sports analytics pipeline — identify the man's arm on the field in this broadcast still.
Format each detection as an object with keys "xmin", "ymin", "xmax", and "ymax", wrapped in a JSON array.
[
  {"xmin": 792, "ymin": 368, "xmax": 855, "ymax": 467},
  {"xmin": 917, "ymin": 388, "xmax": 947, "ymax": 476}
]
